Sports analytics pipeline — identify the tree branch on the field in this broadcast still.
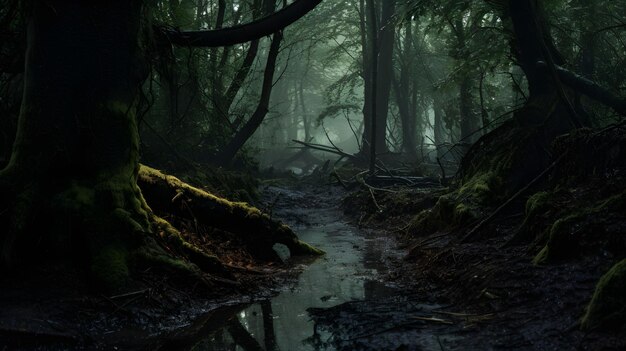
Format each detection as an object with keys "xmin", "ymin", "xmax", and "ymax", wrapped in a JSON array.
[
  {"xmin": 537, "ymin": 61, "xmax": 626, "ymax": 117},
  {"xmin": 162, "ymin": 0, "xmax": 322, "ymax": 47}
]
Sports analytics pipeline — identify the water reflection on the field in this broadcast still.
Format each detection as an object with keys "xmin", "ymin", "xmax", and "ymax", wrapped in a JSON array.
[{"xmin": 180, "ymin": 216, "xmax": 397, "ymax": 351}]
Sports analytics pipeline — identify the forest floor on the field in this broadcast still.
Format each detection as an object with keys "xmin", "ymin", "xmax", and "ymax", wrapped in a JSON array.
[
  {"xmin": 0, "ymin": 180, "xmax": 315, "ymax": 350},
  {"xmin": 0, "ymin": 241, "xmax": 299, "ymax": 350},
  {"xmin": 310, "ymin": 179, "xmax": 626, "ymax": 350},
  {"xmin": 1, "ymin": 167, "xmax": 625, "ymax": 350}
]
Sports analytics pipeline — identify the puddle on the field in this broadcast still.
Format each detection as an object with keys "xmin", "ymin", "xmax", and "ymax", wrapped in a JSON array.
[{"xmin": 179, "ymin": 208, "xmax": 400, "ymax": 350}]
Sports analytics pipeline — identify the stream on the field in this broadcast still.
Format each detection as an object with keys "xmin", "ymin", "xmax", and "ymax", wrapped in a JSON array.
[{"xmin": 180, "ymin": 186, "xmax": 403, "ymax": 350}]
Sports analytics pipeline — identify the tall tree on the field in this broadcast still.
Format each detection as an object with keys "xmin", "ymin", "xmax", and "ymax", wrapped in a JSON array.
[{"xmin": 0, "ymin": 0, "xmax": 321, "ymax": 288}]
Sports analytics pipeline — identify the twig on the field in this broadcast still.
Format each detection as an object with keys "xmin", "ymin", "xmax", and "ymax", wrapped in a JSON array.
[
  {"xmin": 330, "ymin": 169, "xmax": 349, "ymax": 189},
  {"xmin": 109, "ymin": 289, "xmax": 150, "ymax": 300},
  {"xmin": 436, "ymin": 157, "xmax": 446, "ymax": 184},
  {"xmin": 411, "ymin": 316, "xmax": 454, "ymax": 325},
  {"xmin": 292, "ymin": 139, "xmax": 362, "ymax": 162},
  {"xmin": 264, "ymin": 192, "xmax": 281, "ymax": 219},
  {"xmin": 368, "ymin": 187, "xmax": 382, "ymax": 212},
  {"xmin": 355, "ymin": 171, "xmax": 400, "ymax": 193},
  {"xmin": 437, "ymin": 335, "xmax": 445, "ymax": 351}
]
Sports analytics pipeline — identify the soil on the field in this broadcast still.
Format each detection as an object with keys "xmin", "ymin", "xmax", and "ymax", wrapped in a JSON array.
[
  {"xmin": 314, "ymin": 182, "xmax": 626, "ymax": 350},
  {"xmin": 1, "ymin": 177, "xmax": 625, "ymax": 350}
]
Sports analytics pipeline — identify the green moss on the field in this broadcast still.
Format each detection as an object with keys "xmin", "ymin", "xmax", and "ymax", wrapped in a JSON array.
[
  {"xmin": 91, "ymin": 245, "xmax": 130, "ymax": 291},
  {"xmin": 532, "ymin": 245, "xmax": 549, "ymax": 265},
  {"xmin": 407, "ymin": 194, "xmax": 481, "ymax": 236},
  {"xmin": 140, "ymin": 165, "xmax": 323, "ymax": 260},
  {"xmin": 134, "ymin": 242, "xmax": 201, "ymax": 277},
  {"xmin": 525, "ymin": 191, "xmax": 550, "ymax": 216},
  {"xmin": 458, "ymin": 171, "xmax": 502, "ymax": 204},
  {"xmin": 581, "ymin": 259, "xmax": 626, "ymax": 330},
  {"xmin": 453, "ymin": 203, "xmax": 478, "ymax": 224},
  {"xmin": 534, "ymin": 190, "xmax": 626, "ymax": 263},
  {"xmin": 140, "ymin": 165, "xmax": 262, "ymax": 220},
  {"xmin": 289, "ymin": 240, "xmax": 325, "ymax": 256},
  {"xmin": 534, "ymin": 214, "xmax": 585, "ymax": 264},
  {"xmin": 106, "ymin": 100, "xmax": 132, "ymax": 115}
]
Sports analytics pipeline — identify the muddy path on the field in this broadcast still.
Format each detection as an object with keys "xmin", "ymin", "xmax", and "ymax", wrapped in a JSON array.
[
  {"xmin": 3, "ymin": 182, "xmax": 623, "ymax": 350},
  {"xmin": 170, "ymin": 183, "xmax": 626, "ymax": 351},
  {"xmin": 154, "ymin": 183, "xmax": 407, "ymax": 350},
  {"xmin": 0, "ymin": 182, "xmax": 405, "ymax": 351}
]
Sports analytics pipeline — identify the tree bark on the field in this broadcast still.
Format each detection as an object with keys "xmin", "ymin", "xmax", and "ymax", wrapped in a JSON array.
[
  {"xmin": 164, "ymin": 0, "xmax": 321, "ymax": 47},
  {"xmin": 0, "ymin": 0, "xmax": 153, "ymax": 288},
  {"xmin": 359, "ymin": 0, "xmax": 374, "ymax": 154},
  {"xmin": 508, "ymin": 0, "xmax": 557, "ymax": 99},
  {"xmin": 373, "ymin": 0, "xmax": 396, "ymax": 154}
]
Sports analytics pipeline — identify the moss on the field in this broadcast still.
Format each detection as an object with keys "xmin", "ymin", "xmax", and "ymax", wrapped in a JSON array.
[
  {"xmin": 139, "ymin": 165, "xmax": 323, "ymax": 259},
  {"xmin": 458, "ymin": 171, "xmax": 503, "ymax": 204},
  {"xmin": 453, "ymin": 203, "xmax": 478, "ymax": 224},
  {"xmin": 140, "ymin": 165, "xmax": 262, "ymax": 220},
  {"xmin": 534, "ymin": 190, "xmax": 626, "ymax": 263},
  {"xmin": 525, "ymin": 191, "xmax": 550, "ymax": 216},
  {"xmin": 408, "ymin": 194, "xmax": 480, "ymax": 236},
  {"xmin": 581, "ymin": 259, "xmax": 626, "ymax": 330},
  {"xmin": 134, "ymin": 242, "xmax": 201, "ymax": 278},
  {"xmin": 56, "ymin": 183, "xmax": 96, "ymax": 210},
  {"xmin": 532, "ymin": 245, "xmax": 549, "ymax": 265},
  {"xmin": 91, "ymin": 245, "xmax": 130, "ymax": 291},
  {"xmin": 533, "ymin": 214, "xmax": 584, "ymax": 264},
  {"xmin": 510, "ymin": 191, "xmax": 554, "ymax": 245},
  {"xmin": 289, "ymin": 240, "xmax": 325, "ymax": 256}
]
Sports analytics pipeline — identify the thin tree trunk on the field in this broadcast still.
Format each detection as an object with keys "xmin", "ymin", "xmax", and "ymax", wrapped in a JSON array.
[
  {"xmin": 215, "ymin": 30, "xmax": 283, "ymax": 164},
  {"xmin": 359, "ymin": 0, "xmax": 373, "ymax": 153},
  {"xmin": 373, "ymin": 0, "xmax": 396, "ymax": 154},
  {"xmin": 394, "ymin": 21, "xmax": 417, "ymax": 157},
  {"xmin": 367, "ymin": 0, "xmax": 378, "ymax": 175},
  {"xmin": 433, "ymin": 98, "xmax": 445, "ymax": 160}
]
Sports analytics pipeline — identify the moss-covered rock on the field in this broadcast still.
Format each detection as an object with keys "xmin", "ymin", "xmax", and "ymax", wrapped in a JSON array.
[{"xmin": 581, "ymin": 259, "xmax": 626, "ymax": 330}]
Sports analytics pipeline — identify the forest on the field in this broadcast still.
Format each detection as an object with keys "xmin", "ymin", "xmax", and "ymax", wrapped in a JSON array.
[{"xmin": 0, "ymin": 0, "xmax": 625, "ymax": 349}]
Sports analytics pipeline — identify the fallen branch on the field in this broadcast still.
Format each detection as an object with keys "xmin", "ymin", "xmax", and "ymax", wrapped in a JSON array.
[
  {"xmin": 461, "ymin": 154, "xmax": 565, "ymax": 243},
  {"xmin": 355, "ymin": 171, "xmax": 400, "ymax": 194},
  {"xmin": 292, "ymin": 139, "xmax": 363, "ymax": 162},
  {"xmin": 411, "ymin": 316, "xmax": 454, "ymax": 325}
]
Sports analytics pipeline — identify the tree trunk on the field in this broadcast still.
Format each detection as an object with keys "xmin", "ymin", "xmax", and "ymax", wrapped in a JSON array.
[
  {"xmin": 459, "ymin": 76, "xmax": 475, "ymax": 143},
  {"xmin": 509, "ymin": 0, "xmax": 561, "ymax": 101},
  {"xmin": 298, "ymin": 81, "xmax": 311, "ymax": 142},
  {"xmin": 0, "ymin": 0, "xmax": 154, "ymax": 288},
  {"xmin": 359, "ymin": 0, "xmax": 373, "ymax": 153},
  {"xmin": 433, "ymin": 98, "xmax": 446, "ymax": 160},
  {"xmin": 215, "ymin": 30, "xmax": 283, "ymax": 165},
  {"xmin": 373, "ymin": 0, "xmax": 396, "ymax": 154}
]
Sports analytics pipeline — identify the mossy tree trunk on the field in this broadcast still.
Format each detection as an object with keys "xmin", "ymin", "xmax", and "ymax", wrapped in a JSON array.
[
  {"xmin": 0, "ymin": 0, "xmax": 324, "ymax": 292},
  {"xmin": 0, "ymin": 0, "xmax": 154, "ymax": 288}
]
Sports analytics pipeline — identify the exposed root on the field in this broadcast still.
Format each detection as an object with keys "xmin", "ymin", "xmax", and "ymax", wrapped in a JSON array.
[
  {"xmin": 1, "ymin": 163, "xmax": 322, "ymax": 292},
  {"xmin": 138, "ymin": 165, "xmax": 324, "ymax": 260},
  {"xmin": 582, "ymin": 259, "xmax": 626, "ymax": 330}
]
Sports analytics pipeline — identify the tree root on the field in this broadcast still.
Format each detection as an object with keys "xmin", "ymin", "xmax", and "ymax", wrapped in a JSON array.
[
  {"xmin": 138, "ymin": 165, "xmax": 324, "ymax": 261},
  {"xmin": 0, "ymin": 164, "xmax": 322, "ymax": 292}
]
